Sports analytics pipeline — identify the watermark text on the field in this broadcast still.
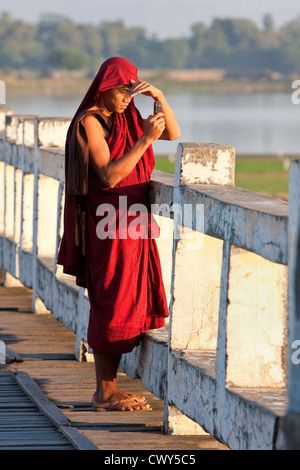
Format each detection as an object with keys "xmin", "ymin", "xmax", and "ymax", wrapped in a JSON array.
[
  {"xmin": 291, "ymin": 80, "xmax": 300, "ymax": 104},
  {"xmin": 95, "ymin": 197, "xmax": 204, "ymax": 251},
  {"xmin": 0, "ymin": 80, "xmax": 5, "ymax": 105},
  {"xmin": 292, "ymin": 339, "xmax": 300, "ymax": 365},
  {"xmin": 0, "ymin": 340, "xmax": 6, "ymax": 365}
]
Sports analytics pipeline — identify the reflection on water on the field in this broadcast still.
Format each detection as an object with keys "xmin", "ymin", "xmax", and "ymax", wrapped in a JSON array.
[{"xmin": 6, "ymin": 92, "xmax": 300, "ymax": 156}]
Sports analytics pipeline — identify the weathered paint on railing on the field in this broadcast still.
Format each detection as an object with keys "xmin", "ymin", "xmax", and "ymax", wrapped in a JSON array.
[{"xmin": 0, "ymin": 108, "xmax": 299, "ymax": 449}]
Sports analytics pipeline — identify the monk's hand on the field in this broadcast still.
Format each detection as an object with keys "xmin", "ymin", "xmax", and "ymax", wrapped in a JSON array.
[
  {"xmin": 143, "ymin": 113, "xmax": 165, "ymax": 143},
  {"xmin": 127, "ymin": 79, "xmax": 162, "ymax": 101}
]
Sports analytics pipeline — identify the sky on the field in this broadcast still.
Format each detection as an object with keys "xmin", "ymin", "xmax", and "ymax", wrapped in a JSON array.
[{"xmin": 0, "ymin": 0, "xmax": 299, "ymax": 38}]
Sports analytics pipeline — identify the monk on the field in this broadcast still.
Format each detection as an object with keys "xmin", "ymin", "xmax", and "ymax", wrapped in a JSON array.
[{"xmin": 57, "ymin": 57, "xmax": 180, "ymax": 411}]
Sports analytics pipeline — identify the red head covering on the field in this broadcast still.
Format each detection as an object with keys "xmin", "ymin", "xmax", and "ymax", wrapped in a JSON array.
[
  {"xmin": 74, "ymin": 56, "xmax": 139, "ymax": 117},
  {"xmin": 57, "ymin": 57, "xmax": 155, "ymax": 285}
]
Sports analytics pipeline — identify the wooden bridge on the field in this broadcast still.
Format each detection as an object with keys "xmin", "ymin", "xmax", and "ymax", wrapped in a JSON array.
[{"xmin": 0, "ymin": 276, "xmax": 228, "ymax": 451}]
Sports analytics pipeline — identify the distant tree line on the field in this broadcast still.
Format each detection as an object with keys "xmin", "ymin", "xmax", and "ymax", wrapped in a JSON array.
[{"xmin": 0, "ymin": 11, "xmax": 300, "ymax": 74}]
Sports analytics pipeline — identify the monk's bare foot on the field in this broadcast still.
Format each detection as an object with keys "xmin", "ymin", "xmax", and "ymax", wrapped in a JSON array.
[
  {"xmin": 91, "ymin": 353, "xmax": 151, "ymax": 411},
  {"xmin": 118, "ymin": 389, "xmax": 147, "ymax": 404},
  {"xmin": 91, "ymin": 391, "xmax": 151, "ymax": 411}
]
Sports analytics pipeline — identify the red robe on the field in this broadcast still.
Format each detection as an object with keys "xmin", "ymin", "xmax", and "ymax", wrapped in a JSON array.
[{"xmin": 57, "ymin": 57, "xmax": 169, "ymax": 355}]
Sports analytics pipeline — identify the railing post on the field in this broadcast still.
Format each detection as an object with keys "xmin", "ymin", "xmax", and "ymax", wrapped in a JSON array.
[
  {"xmin": 54, "ymin": 180, "xmax": 64, "ymax": 272},
  {"xmin": 215, "ymin": 238, "xmax": 231, "ymax": 435},
  {"xmin": 164, "ymin": 142, "xmax": 235, "ymax": 435},
  {"xmin": 280, "ymin": 159, "xmax": 300, "ymax": 449},
  {"xmin": 19, "ymin": 117, "xmax": 25, "ymax": 258},
  {"xmin": 0, "ymin": 114, "xmax": 8, "ymax": 282},
  {"xmin": 31, "ymin": 117, "xmax": 39, "ymax": 313}
]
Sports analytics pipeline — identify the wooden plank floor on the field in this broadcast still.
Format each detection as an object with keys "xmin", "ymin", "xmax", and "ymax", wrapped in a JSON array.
[
  {"xmin": 0, "ymin": 280, "xmax": 229, "ymax": 451},
  {"xmin": 0, "ymin": 371, "xmax": 75, "ymax": 450}
]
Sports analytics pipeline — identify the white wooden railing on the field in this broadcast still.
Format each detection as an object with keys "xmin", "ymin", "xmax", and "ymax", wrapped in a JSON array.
[{"xmin": 0, "ymin": 107, "xmax": 299, "ymax": 450}]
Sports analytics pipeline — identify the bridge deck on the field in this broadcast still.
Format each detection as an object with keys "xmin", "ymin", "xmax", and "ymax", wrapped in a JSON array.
[{"xmin": 0, "ymin": 281, "xmax": 229, "ymax": 451}]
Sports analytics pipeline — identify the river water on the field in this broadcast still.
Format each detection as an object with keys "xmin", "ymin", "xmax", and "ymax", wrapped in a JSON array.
[{"xmin": 6, "ymin": 91, "xmax": 300, "ymax": 157}]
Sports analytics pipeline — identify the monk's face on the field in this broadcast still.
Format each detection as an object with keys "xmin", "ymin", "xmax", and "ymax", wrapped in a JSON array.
[{"xmin": 101, "ymin": 85, "xmax": 132, "ymax": 114}]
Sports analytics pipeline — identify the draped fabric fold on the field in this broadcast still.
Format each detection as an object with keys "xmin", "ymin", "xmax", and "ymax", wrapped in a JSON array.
[{"xmin": 57, "ymin": 57, "xmax": 169, "ymax": 354}]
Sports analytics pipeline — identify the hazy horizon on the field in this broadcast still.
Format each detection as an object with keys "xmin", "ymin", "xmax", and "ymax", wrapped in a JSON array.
[{"xmin": 1, "ymin": 0, "xmax": 299, "ymax": 38}]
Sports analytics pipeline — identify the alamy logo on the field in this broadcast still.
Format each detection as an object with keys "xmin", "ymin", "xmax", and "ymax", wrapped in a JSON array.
[
  {"xmin": 0, "ymin": 80, "xmax": 5, "ymax": 105},
  {"xmin": 291, "ymin": 339, "xmax": 300, "ymax": 365},
  {"xmin": 95, "ymin": 197, "xmax": 204, "ymax": 251},
  {"xmin": 291, "ymin": 80, "xmax": 300, "ymax": 104},
  {"xmin": 0, "ymin": 340, "xmax": 6, "ymax": 365}
]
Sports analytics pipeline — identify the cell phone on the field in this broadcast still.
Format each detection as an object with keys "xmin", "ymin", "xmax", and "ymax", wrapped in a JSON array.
[{"xmin": 154, "ymin": 101, "xmax": 162, "ymax": 114}]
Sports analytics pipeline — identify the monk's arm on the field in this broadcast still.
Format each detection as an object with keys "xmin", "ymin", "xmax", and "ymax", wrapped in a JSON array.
[
  {"xmin": 84, "ymin": 114, "xmax": 165, "ymax": 188},
  {"xmin": 128, "ymin": 81, "xmax": 180, "ymax": 141}
]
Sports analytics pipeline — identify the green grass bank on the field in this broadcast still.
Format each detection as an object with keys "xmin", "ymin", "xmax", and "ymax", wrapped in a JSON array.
[{"xmin": 154, "ymin": 155, "xmax": 294, "ymax": 201}]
